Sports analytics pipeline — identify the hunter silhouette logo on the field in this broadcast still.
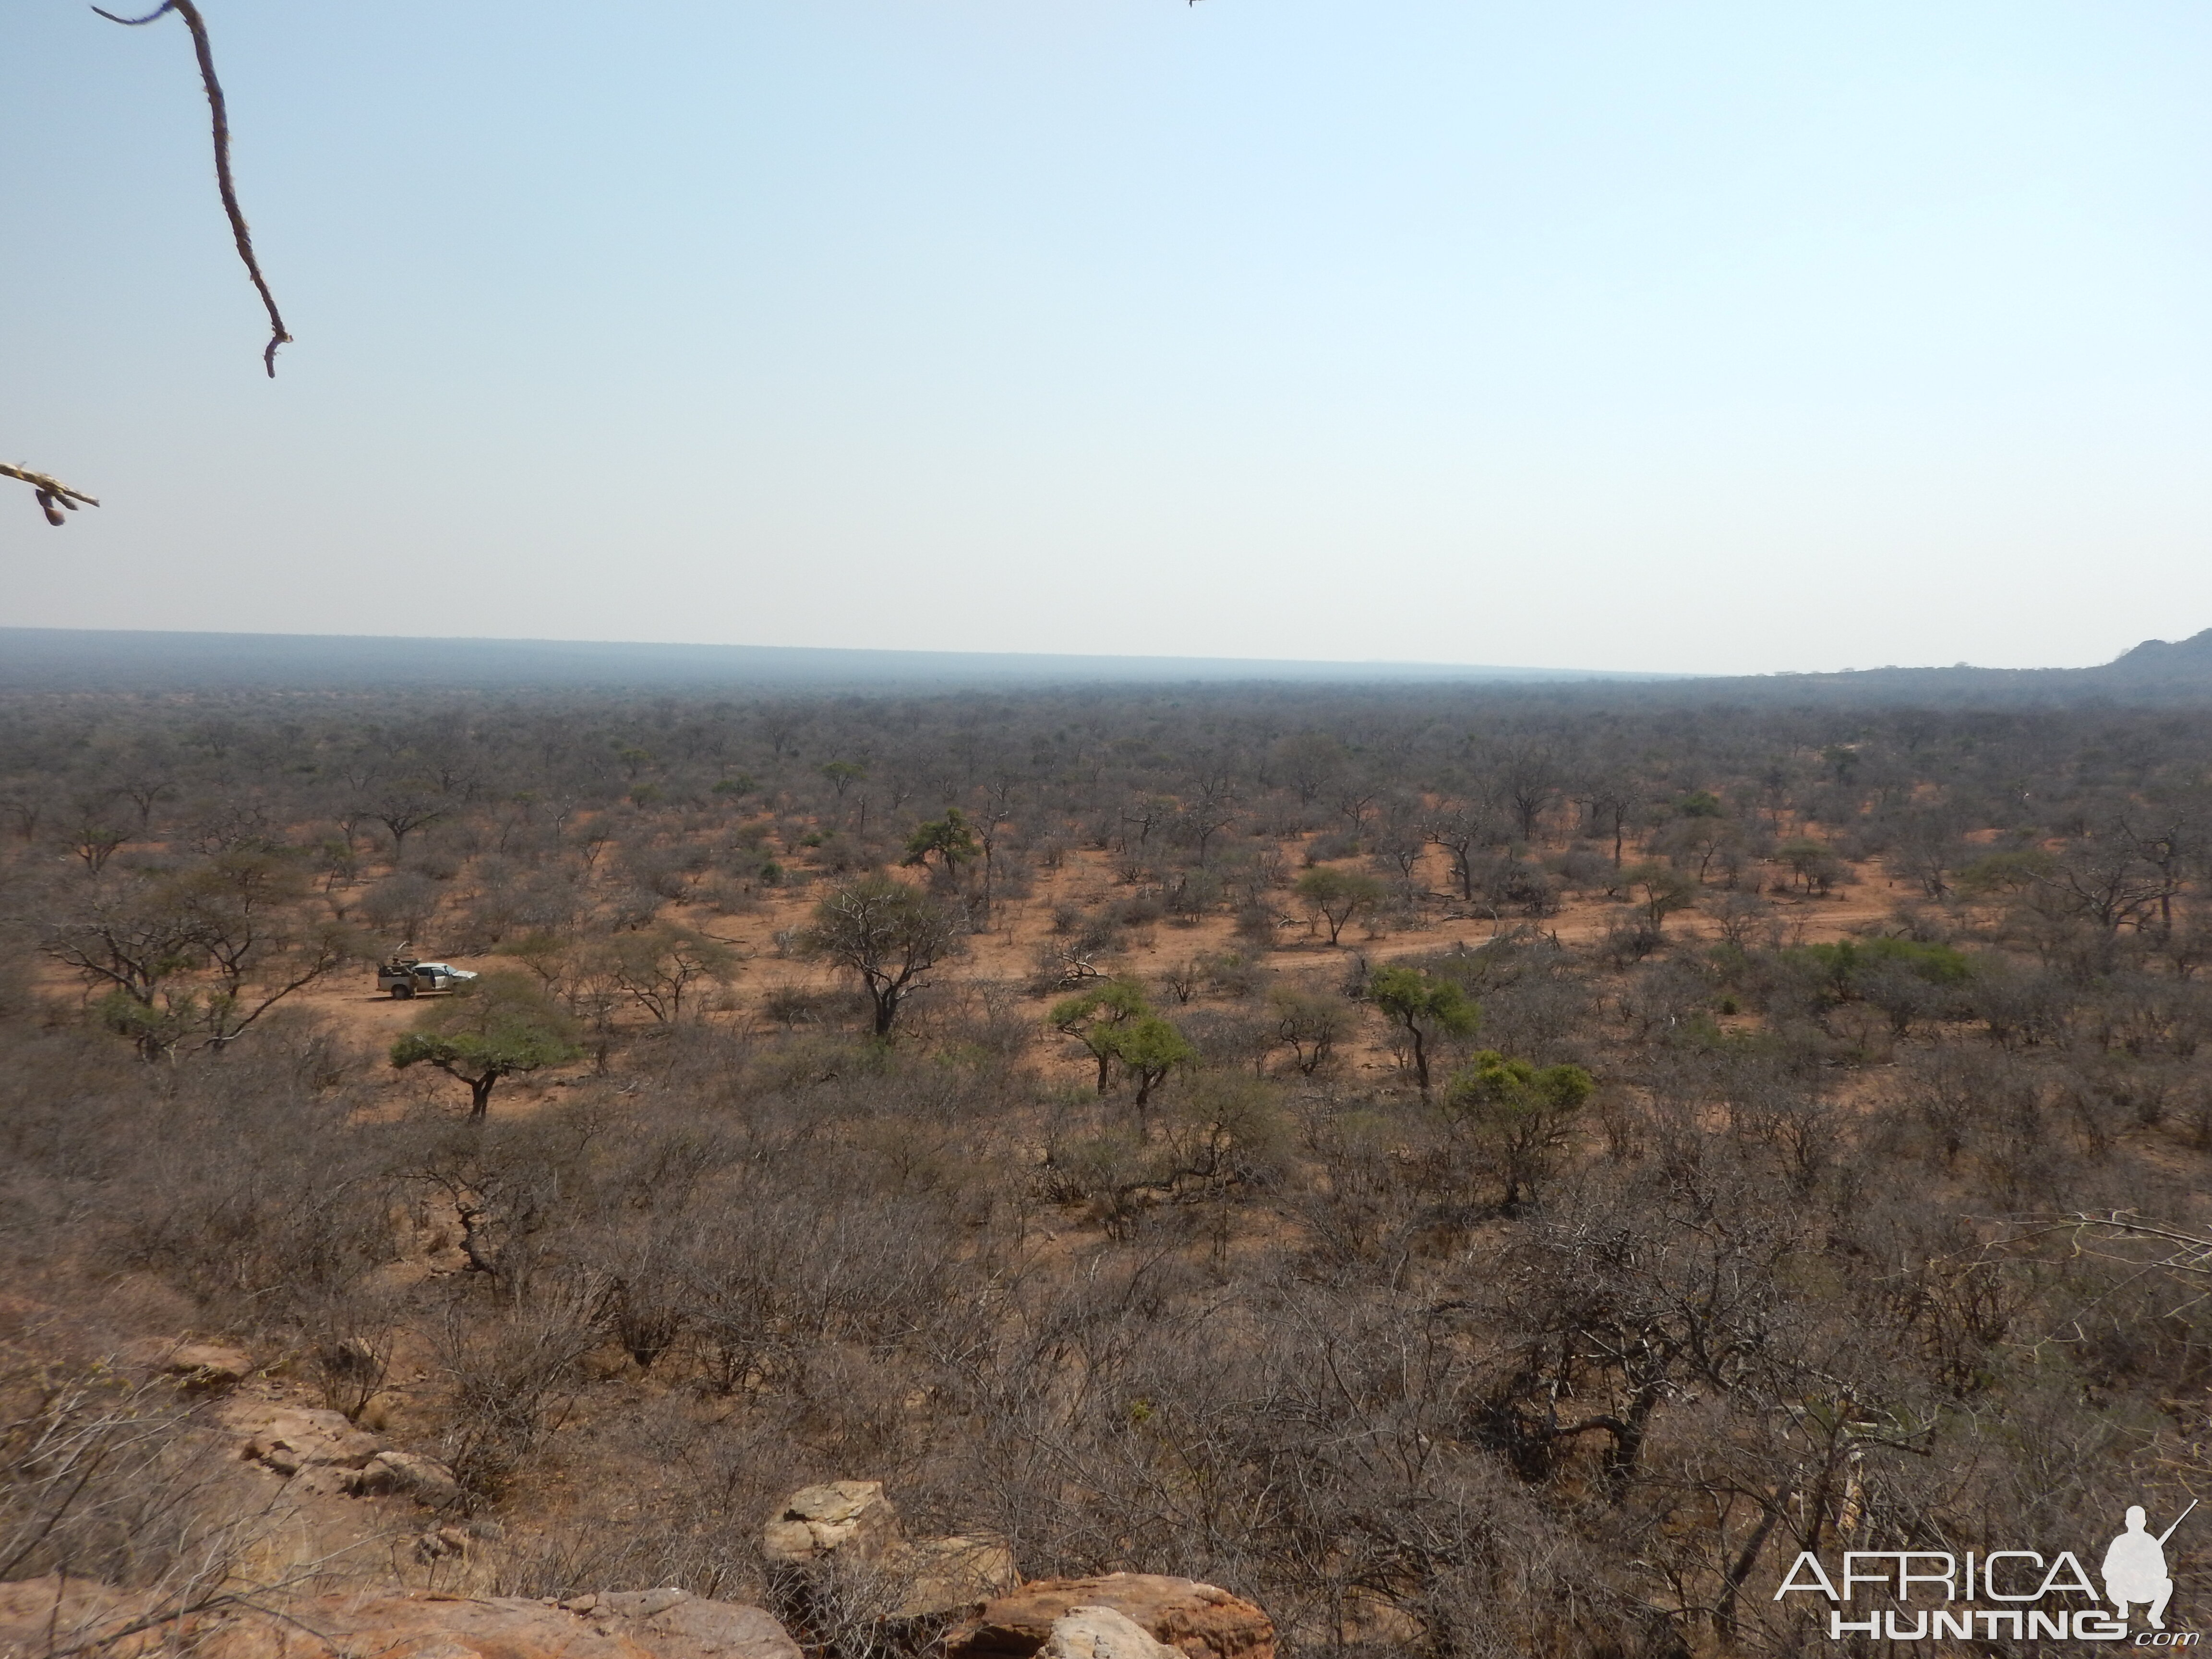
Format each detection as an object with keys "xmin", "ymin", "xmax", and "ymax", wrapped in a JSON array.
[
  {"xmin": 2106, "ymin": 1503, "xmax": 2193, "ymax": 1632},
  {"xmin": 1775, "ymin": 1501, "xmax": 2197, "ymax": 1643}
]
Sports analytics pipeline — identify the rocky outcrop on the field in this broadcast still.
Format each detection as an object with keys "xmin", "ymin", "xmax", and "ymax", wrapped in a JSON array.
[
  {"xmin": 218, "ymin": 1399, "xmax": 460, "ymax": 1511},
  {"xmin": 761, "ymin": 1482, "xmax": 1014, "ymax": 1622},
  {"xmin": 582, "ymin": 1589, "xmax": 801, "ymax": 1659},
  {"xmin": 118, "ymin": 1338, "xmax": 255, "ymax": 1394},
  {"xmin": 0, "ymin": 1580, "xmax": 799, "ymax": 1659},
  {"xmin": 350, "ymin": 1448, "xmax": 463, "ymax": 1509},
  {"xmin": 761, "ymin": 1481, "xmax": 903, "ymax": 1566},
  {"xmin": 946, "ymin": 1575, "xmax": 1275, "ymax": 1659},
  {"xmin": 1036, "ymin": 1607, "xmax": 1183, "ymax": 1659},
  {"xmin": 229, "ymin": 1403, "xmax": 383, "ymax": 1478}
]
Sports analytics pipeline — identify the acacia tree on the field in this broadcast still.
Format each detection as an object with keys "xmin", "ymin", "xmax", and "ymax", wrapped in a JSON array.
[
  {"xmin": 1173, "ymin": 773, "xmax": 1239, "ymax": 866},
  {"xmin": 1427, "ymin": 802, "xmax": 1507, "ymax": 902},
  {"xmin": 1050, "ymin": 976, "xmax": 1151, "ymax": 1092},
  {"xmin": 1269, "ymin": 984, "xmax": 1352, "ymax": 1075},
  {"xmin": 1622, "ymin": 861, "xmax": 1698, "ymax": 931},
  {"xmin": 602, "ymin": 923, "xmax": 737, "ymax": 1024},
  {"xmin": 1270, "ymin": 732, "xmax": 1346, "ymax": 805},
  {"xmin": 390, "ymin": 972, "xmax": 581, "ymax": 1116},
  {"xmin": 1107, "ymin": 1014, "xmax": 1197, "ymax": 1127},
  {"xmin": 902, "ymin": 808, "xmax": 981, "ymax": 886},
  {"xmin": 1367, "ymin": 965, "xmax": 1480, "ymax": 1097},
  {"xmin": 1294, "ymin": 866, "xmax": 1387, "ymax": 946},
  {"xmin": 799, "ymin": 874, "xmax": 961, "ymax": 1036},
  {"xmin": 1444, "ymin": 1051, "xmax": 1596, "ymax": 1213},
  {"xmin": 42, "ymin": 851, "xmax": 346, "ymax": 1058},
  {"xmin": 1579, "ymin": 779, "xmax": 1642, "ymax": 866},
  {"xmin": 365, "ymin": 784, "xmax": 452, "ymax": 858},
  {"xmin": 1491, "ymin": 742, "xmax": 1563, "ymax": 843}
]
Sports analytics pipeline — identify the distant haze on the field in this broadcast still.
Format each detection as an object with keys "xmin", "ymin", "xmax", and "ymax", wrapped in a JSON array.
[
  {"xmin": 8, "ymin": 1, "xmax": 2212, "ymax": 672},
  {"xmin": 0, "ymin": 628, "xmax": 1683, "ymax": 694},
  {"xmin": 4, "ymin": 625, "xmax": 2209, "ymax": 701}
]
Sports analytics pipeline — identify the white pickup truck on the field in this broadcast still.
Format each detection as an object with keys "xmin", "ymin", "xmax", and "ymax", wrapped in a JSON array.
[{"xmin": 375, "ymin": 958, "xmax": 478, "ymax": 999}]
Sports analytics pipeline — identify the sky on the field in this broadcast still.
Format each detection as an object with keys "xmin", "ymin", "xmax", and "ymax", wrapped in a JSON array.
[{"xmin": 6, "ymin": 0, "xmax": 2212, "ymax": 674}]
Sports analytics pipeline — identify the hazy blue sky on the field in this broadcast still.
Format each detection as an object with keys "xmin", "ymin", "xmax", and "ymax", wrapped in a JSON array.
[{"xmin": 8, "ymin": 0, "xmax": 2212, "ymax": 673}]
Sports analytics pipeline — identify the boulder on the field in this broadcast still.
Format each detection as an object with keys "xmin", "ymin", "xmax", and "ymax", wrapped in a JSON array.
[
  {"xmin": 350, "ymin": 1449, "xmax": 463, "ymax": 1509},
  {"xmin": 1037, "ymin": 1607, "xmax": 1183, "ymax": 1659},
  {"xmin": 0, "ymin": 1580, "xmax": 799, "ymax": 1659},
  {"xmin": 119, "ymin": 1338, "xmax": 254, "ymax": 1394},
  {"xmin": 226, "ymin": 1403, "xmax": 382, "ymax": 1476},
  {"xmin": 761, "ymin": 1480, "xmax": 903, "ymax": 1567},
  {"xmin": 596, "ymin": 1589, "xmax": 802, "ymax": 1659},
  {"xmin": 216, "ymin": 1593, "xmax": 654, "ymax": 1659},
  {"xmin": 759, "ymin": 1483, "xmax": 1013, "ymax": 1622},
  {"xmin": 946, "ymin": 1575, "xmax": 1274, "ymax": 1659}
]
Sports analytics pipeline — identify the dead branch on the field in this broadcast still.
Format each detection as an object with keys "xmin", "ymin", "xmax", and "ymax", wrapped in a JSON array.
[
  {"xmin": 2012, "ymin": 1210, "xmax": 2212, "ymax": 1276},
  {"xmin": 94, "ymin": 0, "xmax": 292, "ymax": 376},
  {"xmin": 0, "ymin": 465, "xmax": 100, "ymax": 529}
]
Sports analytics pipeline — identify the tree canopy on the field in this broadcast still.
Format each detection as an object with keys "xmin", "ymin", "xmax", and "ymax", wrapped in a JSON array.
[
  {"xmin": 798, "ymin": 873, "xmax": 961, "ymax": 1036},
  {"xmin": 390, "ymin": 971, "xmax": 581, "ymax": 1117}
]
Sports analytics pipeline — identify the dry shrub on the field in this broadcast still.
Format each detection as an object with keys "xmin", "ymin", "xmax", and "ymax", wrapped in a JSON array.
[{"xmin": 433, "ymin": 1279, "xmax": 601, "ymax": 1506}]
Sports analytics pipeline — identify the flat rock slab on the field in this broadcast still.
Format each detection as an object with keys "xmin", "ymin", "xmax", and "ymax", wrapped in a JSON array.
[
  {"xmin": 0, "ymin": 1580, "xmax": 799, "ymax": 1659},
  {"xmin": 224, "ymin": 1402, "xmax": 383, "ymax": 1474},
  {"xmin": 604, "ymin": 1591, "xmax": 800, "ymax": 1659},
  {"xmin": 118, "ymin": 1338, "xmax": 255, "ymax": 1393},
  {"xmin": 946, "ymin": 1575, "xmax": 1274, "ymax": 1659}
]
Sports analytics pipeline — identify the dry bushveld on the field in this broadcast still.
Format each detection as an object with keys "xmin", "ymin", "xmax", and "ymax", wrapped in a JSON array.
[{"xmin": 3, "ymin": 680, "xmax": 2211, "ymax": 1659}]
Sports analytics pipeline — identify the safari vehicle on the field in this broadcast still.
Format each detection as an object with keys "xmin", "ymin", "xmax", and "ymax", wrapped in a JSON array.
[{"xmin": 375, "ymin": 957, "xmax": 479, "ymax": 999}]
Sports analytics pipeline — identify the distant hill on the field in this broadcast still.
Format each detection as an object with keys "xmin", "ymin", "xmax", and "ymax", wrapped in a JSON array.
[
  {"xmin": 1650, "ymin": 626, "xmax": 2212, "ymax": 706},
  {"xmin": 2104, "ymin": 627, "xmax": 2212, "ymax": 678}
]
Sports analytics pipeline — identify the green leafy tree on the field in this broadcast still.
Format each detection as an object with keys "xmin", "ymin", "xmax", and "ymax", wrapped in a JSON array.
[
  {"xmin": 1106, "ymin": 1014, "xmax": 1198, "ymax": 1124},
  {"xmin": 1050, "ymin": 976, "xmax": 1152, "ymax": 1092},
  {"xmin": 798, "ymin": 874, "xmax": 961, "ymax": 1036},
  {"xmin": 1294, "ymin": 866, "xmax": 1388, "ymax": 946},
  {"xmin": 902, "ymin": 807, "xmax": 981, "ymax": 885},
  {"xmin": 1787, "ymin": 938, "xmax": 1975, "ymax": 1034},
  {"xmin": 390, "ymin": 971, "xmax": 582, "ymax": 1117},
  {"xmin": 1367, "ymin": 965, "xmax": 1481, "ymax": 1097},
  {"xmin": 1444, "ymin": 1051, "xmax": 1596, "ymax": 1212}
]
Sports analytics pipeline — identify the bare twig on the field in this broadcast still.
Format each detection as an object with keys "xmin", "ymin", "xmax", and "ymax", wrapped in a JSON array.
[
  {"xmin": 94, "ymin": 0, "xmax": 292, "ymax": 376},
  {"xmin": 0, "ymin": 465, "xmax": 100, "ymax": 529},
  {"xmin": 2014, "ymin": 1210, "xmax": 2212, "ymax": 1276}
]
